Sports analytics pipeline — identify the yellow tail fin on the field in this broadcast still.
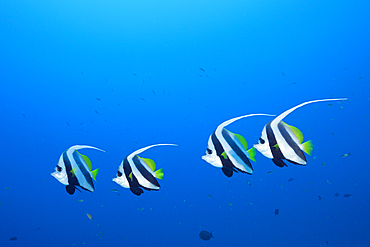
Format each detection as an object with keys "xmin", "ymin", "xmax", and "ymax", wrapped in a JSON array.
[
  {"xmin": 302, "ymin": 140, "xmax": 313, "ymax": 155},
  {"xmin": 155, "ymin": 168, "xmax": 164, "ymax": 179}
]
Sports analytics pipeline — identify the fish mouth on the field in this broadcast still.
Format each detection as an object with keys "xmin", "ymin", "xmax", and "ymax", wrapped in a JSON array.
[
  {"xmin": 253, "ymin": 143, "xmax": 260, "ymax": 150},
  {"xmin": 202, "ymin": 155, "xmax": 212, "ymax": 163}
]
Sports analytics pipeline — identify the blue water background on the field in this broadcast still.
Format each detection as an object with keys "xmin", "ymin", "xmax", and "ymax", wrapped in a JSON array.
[{"xmin": 0, "ymin": 0, "xmax": 369, "ymax": 246}]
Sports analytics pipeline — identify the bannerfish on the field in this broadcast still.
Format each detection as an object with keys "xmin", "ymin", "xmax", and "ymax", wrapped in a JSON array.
[
  {"xmin": 202, "ymin": 114, "xmax": 275, "ymax": 177},
  {"xmin": 51, "ymin": 145, "xmax": 105, "ymax": 195},
  {"xmin": 113, "ymin": 144, "xmax": 177, "ymax": 196},
  {"xmin": 199, "ymin": 230, "xmax": 213, "ymax": 241},
  {"xmin": 254, "ymin": 98, "xmax": 347, "ymax": 167}
]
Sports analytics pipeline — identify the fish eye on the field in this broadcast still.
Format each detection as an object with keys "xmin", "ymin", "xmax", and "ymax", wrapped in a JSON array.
[
  {"xmin": 56, "ymin": 165, "xmax": 62, "ymax": 172},
  {"xmin": 206, "ymin": 148, "xmax": 212, "ymax": 154},
  {"xmin": 259, "ymin": 138, "xmax": 265, "ymax": 144},
  {"xmin": 117, "ymin": 171, "xmax": 122, "ymax": 177}
]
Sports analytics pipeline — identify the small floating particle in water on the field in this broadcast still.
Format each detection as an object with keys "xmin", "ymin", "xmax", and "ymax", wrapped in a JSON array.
[
  {"xmin": 9, "ymin": 237, "xmax": 17, "ymax": 241},
  {"xmin": 87, "ymin": 213, "xmax": 93, "ymax": 220},
  {"xmin": 341, "ymin": 153, "xmax": 351, "ymax": 158}
]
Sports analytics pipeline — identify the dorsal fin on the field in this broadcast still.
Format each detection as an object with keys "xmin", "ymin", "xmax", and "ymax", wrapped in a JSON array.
[
  {"xmin": 283, "ymin": 122, "xmax": 304, "ymax": 143},
  {"xmin": 234, "ymin": 132, "xmax": 248, "ymax": 151},
  {"xmin": 272, "ymin": 98, "xmax": 347, "ymax": 125},
  {"xmin": 128, "ymin": 144, "xmax": 177, "ymax": 158},
  {"xmin": 217, "ymin": 114, "xmax": 275, "ymax": 132},
  {"xmin": 139, "ymin": 156, "xmax": 156, "ymax": 171},
  {"xmin": 77, "ymin": 151, "xmax": 93, "ymax": 171}
]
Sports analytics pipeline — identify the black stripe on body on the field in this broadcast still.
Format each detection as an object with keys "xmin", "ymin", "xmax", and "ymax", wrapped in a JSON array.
[
  {"xmin": 222, "ymin": 129, "xmax": 252, "ymax": 174},
  {"xmin": 266, "ymin": 121, "xmax": 285, "ymax": 160},
  {"xmin": 211, "ymin": 131, "xmax": 235, "ymax": 174},
  {"xmin": 123, "ymin": 157, "xmax": 146, "ymax": 195},
  {"xmin": 133, "ymin": 155, "xmax": 160, "ymax": 190},
  {"xmin": 277, "ymin": 122, "xmax": 306, "ymax": 163},
  {"xmin": 72, "ymin": 151, "xmax": 95, "ymax": 191},
  {"xmin": 123, "ymin": 157, "xmax": 139, "ymax": 188},
  {"xmin": 63, "ymin": 152, "xmax": 79, "ymax": 187}
]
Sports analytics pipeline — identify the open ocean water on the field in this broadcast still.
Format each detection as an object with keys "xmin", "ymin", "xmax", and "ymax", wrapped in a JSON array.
[{"xmin": 1, "ymin": 0, "xmax": 369, "ymax": 246}]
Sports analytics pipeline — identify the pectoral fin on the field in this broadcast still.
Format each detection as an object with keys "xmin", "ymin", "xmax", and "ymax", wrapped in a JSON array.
[
  {"xmin": 70, "ymin": 167, "xmax": 77, "ymax": 177},
  {"xmin": 221, "ymin": 151, "xmax": 228, "ymax": 159}
]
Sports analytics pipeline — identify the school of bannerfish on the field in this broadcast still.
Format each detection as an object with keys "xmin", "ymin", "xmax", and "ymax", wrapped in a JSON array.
[{"xmin": 51, "ymin": 98, "xmax": 347, "ymax": 196}]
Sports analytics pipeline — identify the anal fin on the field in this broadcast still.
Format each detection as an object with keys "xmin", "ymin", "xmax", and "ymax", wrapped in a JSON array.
[
  {"xmin": 222, "ymin": 167, "xmax": 233, "ymax": 177},
  {"xmin": 272, "ymin": 159, "xmax": 287, "ymax": 168}
]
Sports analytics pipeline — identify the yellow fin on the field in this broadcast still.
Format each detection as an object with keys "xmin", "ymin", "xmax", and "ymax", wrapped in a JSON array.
[
  {"xmin": 77, "ymin": 151, "xmax": 93, "ymax": 171},
  {"xmin": 221, "ymin": 151, "xmax": 228, "ymax": 159},
  {"xmin": 283, "ymin": 122, "xmax": 304, "ymax": 144},
  {"xmin": 129, "ymin": 172, "xmax": 133, "ymax": 181},
  {"xmin": 302, "ymin": 140, "xmax": 313, "ymax": 155},
  {"xmin": 139, "ymin": 156, "xmax": 156, "ymax": 171},
  {"xmin": 226, "ymin": 129, "xmax": 248, "ymax": 151},
  {"xmin": 154, "ymin": 168, "xmax": 164, "ymax": 179},
  {"xmin": 247, "ymin": 147, "xmax": 256, "ymax": 162},
  {"xmin": 91, "ymin": 168, "xmax": 99, "ymax": 181},
  {"xmin": 273, "ymin": 143, "xmax": 280, "ymax": 150},
  {"xmin": 234, "ymin": 133, "xmax": 248, "ymax": 151},
  {"xmin": 70, "ymin": 167, "xmax": 77, "ymax": 177}
]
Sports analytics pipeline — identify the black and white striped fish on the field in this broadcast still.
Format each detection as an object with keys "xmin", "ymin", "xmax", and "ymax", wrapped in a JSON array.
[
  {"xmin": 51, "ymin": 145, "xmax": 105, "ymax": 195},
  {"xmin": 202, "ymin": 114, "xmax": 275, "ymax": 177},
  {"xmin": 254, "ymin": 98, "xmax": 347, "ymax": 167},
  {"xmin": 113, "ymin": 144, "xmax": 177, "ymax": 196}
]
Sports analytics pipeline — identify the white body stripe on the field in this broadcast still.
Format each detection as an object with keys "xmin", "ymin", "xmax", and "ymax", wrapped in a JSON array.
[
  {"xmin": 66, "ymin": 147, "xmax": 94, "ymax": 192},
  {"xmin": 216, "ymin": 114, "xmax": 275, "ymax": 173},
  {"xmin": 51, "ymin": 145, "xmax": 105, "ymax": 192},
  {"xmin": 112, "ymin": 160, "xmax": 130, "ymax": 188},
  {"xmin": 114, "ymin": 144, "xmax": 177, "ymax": 190},
  {"xmin": 270, "ymin": 123, "xmax": 306, "ymax": 164},
  {"xmin": 254, "ymin": 98, "xmax": 347, "ymax": 164}
]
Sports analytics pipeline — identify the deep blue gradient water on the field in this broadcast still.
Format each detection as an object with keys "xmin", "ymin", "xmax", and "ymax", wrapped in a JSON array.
[{"xmin": 1, "ymin": 0, "xmax": 369, "ymax": 246}]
